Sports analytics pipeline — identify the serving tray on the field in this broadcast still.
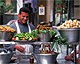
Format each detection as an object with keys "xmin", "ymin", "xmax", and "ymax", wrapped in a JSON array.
[
  {"xmin": 13, "ymin": 40, "xmax": 35, "ymax": 42},
  {"xmin": 13, "ymin": 40, "xmax": 36, "ymax": 44}
]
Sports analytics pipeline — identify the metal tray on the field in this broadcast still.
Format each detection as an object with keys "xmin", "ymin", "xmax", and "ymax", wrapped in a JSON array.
[{"xmin": 13, "ymin": 40, "xmax": 36, "ymax": 43}]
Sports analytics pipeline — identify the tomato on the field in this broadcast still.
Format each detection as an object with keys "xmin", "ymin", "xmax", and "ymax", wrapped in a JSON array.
[
  {"xmin": 22, "ymin": 37, "xmax": 25, "ymax": 40},
  {"xmin": 46, "ymin": 50, "xmax": 49, "ymax": 53},
  {"xmin": 49, "ymin": 51, "xmax": 53, "ymax": 54},
  {"xmin": 12, "ymin": 37, "xmax": 16, "ymax": 40},
  {"xmin": 33, "ymin": 38, "xmax": 36, "ymax": 40},
  {"xmin": 54, "ymin": 52, "xmax": 57, "ymax": 54},
  {"xmin": 38, "ymin": 51, "xmax": 42, "ymax": 54}
]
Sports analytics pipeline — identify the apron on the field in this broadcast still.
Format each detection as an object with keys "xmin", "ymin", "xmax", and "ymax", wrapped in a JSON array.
[
  {"xmin": 15, "ymin": 20, "xmax": 31, "ymax": 33},
  {"xmin": 15, "ymin": 20, "xmax": 33, "ymax": 55}
]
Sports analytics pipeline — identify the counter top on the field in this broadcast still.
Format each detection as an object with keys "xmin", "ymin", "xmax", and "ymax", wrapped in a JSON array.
[
  {"xmin": 9, "ymin": 59, "xmax": 74, "ymax": 64},
  {"xmin": 0, "ymin": 41, "xmax": 15, "ymax": 44}
]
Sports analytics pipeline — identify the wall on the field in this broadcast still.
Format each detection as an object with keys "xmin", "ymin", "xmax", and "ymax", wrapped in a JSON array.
[
  {"xmin": 46, "ymin": 0, "xmax": 53, "ymax": 23},
  {"xmin": 37, "ymin": 0, "xmax": 53, "ymax": 24},
  {"xmin": 74, "ymin": 0, "xmax": 80, "ymax": 19},
  {"xmin": 37, "ymin": 0, "xmax": 46, "ymax": 24},
  {"xmin": 3, "ymin": 13, "xmax": 18, "ymax": 25}
]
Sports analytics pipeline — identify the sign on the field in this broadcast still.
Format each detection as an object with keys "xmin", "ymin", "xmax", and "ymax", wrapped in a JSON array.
[{"xmin": 39, "ymin": 7, "xmax": 45, "ymax": 15}]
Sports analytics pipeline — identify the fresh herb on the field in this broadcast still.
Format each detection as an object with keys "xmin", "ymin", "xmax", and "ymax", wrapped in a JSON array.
[
  {"xmin": 52, "ymin": 36, "xmax": 67, "ymax": 52},
  {"xmin": 32, "ymin": 30, "xmax": 57, "ymax": 38}
]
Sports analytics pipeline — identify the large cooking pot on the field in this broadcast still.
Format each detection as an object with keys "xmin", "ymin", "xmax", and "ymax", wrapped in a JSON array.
[
  {"xmin": 34, "ymin": 53, "xmax": 59, "ymax": 64},
  {"xmin": 0, "ymin": 52, "xmax": 15, "ymax": 64},
  {"xmin": 58, "ymin": 28, "xmax": 80, "ymax": 43}
]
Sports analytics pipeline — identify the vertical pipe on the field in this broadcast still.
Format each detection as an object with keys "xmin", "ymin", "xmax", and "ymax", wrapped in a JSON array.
[
  {"xmin": 74, "ymin": 45, "xmax": 77, "ymax": 64},
  {"xmin": 67, "ymin": 0, "xmax": 69, "ymax": 19},
  {"xmin": 71, "ymin": 0, "xmax": 74, "ymax": 19},
  {"xmin": 53, "ymin": 0, "xmax": 55, "ymax": 26},
  {"xmin": 62, "ymin": 0, "xmax": 64, "ymax": 23}
]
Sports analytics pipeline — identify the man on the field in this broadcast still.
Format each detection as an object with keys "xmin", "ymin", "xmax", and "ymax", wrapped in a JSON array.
[
  {"xmin": 64, "ymin": 45, "xmax": 80, "ymax": 64},
  {"xmin": 6, "ymin": 7, "xmax": 35, "ymax": 53},
  {"xmin": 9, "ymin": 7, "xmax": 35, "ymax": 35}
]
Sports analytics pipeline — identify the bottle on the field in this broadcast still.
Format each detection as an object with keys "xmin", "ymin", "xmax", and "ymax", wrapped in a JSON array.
[
  {"xmin": 63, "ymin": 8, "xmax": 65, "ymax": 19},
  {"xmin": 30, "ymin": 57, "xmax": 34, "ymax": 64}
]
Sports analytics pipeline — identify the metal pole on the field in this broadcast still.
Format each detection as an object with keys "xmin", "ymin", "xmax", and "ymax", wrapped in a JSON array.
[
  {"xmin": 74, "ymin": 45, "xmax": 77, "ymax": 64},
  {"xmin": 53, "ymin": 0, "xmax": 55, "ymax": 26},
  {"xmin": 67, "ymin": 0, "xmax": 70, "ymax": 19}
]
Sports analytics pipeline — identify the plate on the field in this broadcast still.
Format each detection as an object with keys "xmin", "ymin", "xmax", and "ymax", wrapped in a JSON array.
[{"xmin": 13, "ymin": 40, "xmax": 36, "ymax": 43}]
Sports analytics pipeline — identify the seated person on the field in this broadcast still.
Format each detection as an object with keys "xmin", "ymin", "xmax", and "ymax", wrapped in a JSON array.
[{"xmin": 64, "ymin": 45, "xmax": 80, "ymax": 64}]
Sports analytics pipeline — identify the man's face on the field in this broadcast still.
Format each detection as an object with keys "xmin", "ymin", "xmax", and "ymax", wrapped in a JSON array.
[{"xmin": 18, "ymin": 12, "xmax": 29, "ymax": 24}]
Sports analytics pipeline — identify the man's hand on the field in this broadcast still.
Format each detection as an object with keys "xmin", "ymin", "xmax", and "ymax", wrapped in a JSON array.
[
  {"xmin": 64, "ymin": 55, "xmax": 72, "ymax": 61},
  {"xmin": 15, "ymin": 45, "xmax": 25, "ymax": 53}
]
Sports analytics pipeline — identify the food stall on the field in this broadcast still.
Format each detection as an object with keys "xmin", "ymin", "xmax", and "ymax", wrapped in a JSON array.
[
  {"xmin": 11, "ymin": 25, "xmax": 60, "ymax": 64},
  {"xmin": 0, "ymin": 25, "xmax": 67, "ymax": 64},
  {"xmin": 0, "ymin": 0, "xmax": 80, "ymax": 64},
  {"xmin": 0, "ymin": 22, "xmax": 79, "ymax": 64}
]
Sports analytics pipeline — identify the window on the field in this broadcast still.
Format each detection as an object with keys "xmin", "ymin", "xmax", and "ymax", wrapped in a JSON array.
[
  {"xmin": 11, "ymin": 0, "xmax": 17, "ymax": 13},
  {"xmin": 5, "ymin": 0, "xmax": 23, "ymax": 13}
]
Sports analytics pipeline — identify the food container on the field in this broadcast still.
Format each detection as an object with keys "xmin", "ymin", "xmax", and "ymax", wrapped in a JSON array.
[
  {"xmin": 0, "ymin": 31, "xmax": 14, "ymax": 41},
  {"xmin": 58, "ymin": 28, "xmax": 80, "ymax": 43},
  {"xmin": 0, "ymin": 52, "xmax": 14, "ymax": 64},
  {"xmin": 39, "ymin": 32, "xmax": 50, "ymax": 42},
  {"xmin": 34, "ymin": 53, "xmax": 59, "ymax": 64}
]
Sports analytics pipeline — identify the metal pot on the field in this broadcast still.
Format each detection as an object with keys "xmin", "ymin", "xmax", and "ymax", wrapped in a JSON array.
[
  {"xmin": 39, "ymin": 32, "xmax": 50, "ymax": 42},
  {"xmin": 0, "ymin": 52, "xmax": 14, "ymax": 64},
  {"xmin": 58, "ymin": 28, "xmax": 80, "ymax": 43},
  {"xmin": 0, "ymin": 31, "xmax": 14, "ymax": 41},
  {"xmin": 34, "ymin": 53, "xmax": 59, "ymax": 64}
]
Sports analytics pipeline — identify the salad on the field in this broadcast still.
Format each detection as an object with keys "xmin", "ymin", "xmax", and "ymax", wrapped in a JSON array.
[
  {"xmin": 12, "ymin": 32, "xmax": 40, "ymax": 41},
  {"xmin": 38, "ymin": 50, "xmax": 57, "ymax": 54}
]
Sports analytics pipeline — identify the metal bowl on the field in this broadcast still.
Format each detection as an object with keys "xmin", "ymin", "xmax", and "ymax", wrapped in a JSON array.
[
  {"xmin": 0, "ymin": 31, "xmax": 14, "ymax": 41},
  {"xmin": 0, "ymin": 52, "xmax": 14, "ymax": 64},
  {"xmin": 58, "ymin": 28, "xmax": 80, "ymax": 43},
  {"xmin": 39, "ymin": 32, "xmax": 50, "ymax": 42},
  {"xmin": 34, "ymin": 53, "xmax": 59, "ymax": 64}
]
